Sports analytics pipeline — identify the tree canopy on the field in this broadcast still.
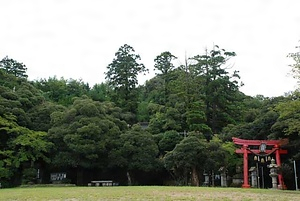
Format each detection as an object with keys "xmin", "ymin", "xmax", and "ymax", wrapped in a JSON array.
[
  {"xmin": 105, "ymin": 44, "xmax": 148, "ymax": 124},
  {"xmin": 1, "ymin": 43, "xmax": 300, "ymax": 189},
  {"xmin": 0, "ymin": 56, "xmax": 28, "ymax": 79}
]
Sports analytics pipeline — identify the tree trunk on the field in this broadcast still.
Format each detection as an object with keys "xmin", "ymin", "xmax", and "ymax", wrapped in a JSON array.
[
  {"xmin": 211, "ymin": 170, "xmax": 215, "ymax": 187},
  {"xmin": 191, "ymin": 166, "xmax": 199, "ymax": 186},
  {"xmin": 127, "ymin": 171, "xmax": 132, "ymax": 186}
]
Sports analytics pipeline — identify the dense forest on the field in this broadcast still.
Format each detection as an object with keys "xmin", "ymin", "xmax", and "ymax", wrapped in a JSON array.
[{"xmin": 0, "ymin": 44, "xmax": 299, "ymax": 189}]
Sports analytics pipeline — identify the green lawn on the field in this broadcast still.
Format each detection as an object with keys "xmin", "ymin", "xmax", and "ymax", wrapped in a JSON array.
[{"xmin": 0, "ymin": 186, "xmax": 300, "ymax": 201}]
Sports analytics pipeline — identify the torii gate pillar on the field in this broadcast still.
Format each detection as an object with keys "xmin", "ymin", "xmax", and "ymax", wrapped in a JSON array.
[
  {"xmin": 242, "ymin": 144, "xmax": 250, "ymax": 188},
  {"xmin": 232, "ymin": 137, "xmax": 288, "ymax": 189}
]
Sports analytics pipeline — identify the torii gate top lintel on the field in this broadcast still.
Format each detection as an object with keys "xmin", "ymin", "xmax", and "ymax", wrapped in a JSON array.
[
  {"xmin": 232, "ymin": 137, "xmax": 287, "ymax": 146},
  {"xmin": 232, "ymin": 137, "xmax": 288, "ymax": 147}
]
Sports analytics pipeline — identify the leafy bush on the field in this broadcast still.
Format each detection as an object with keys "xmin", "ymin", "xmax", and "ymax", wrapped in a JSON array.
[{"xmin": 22, "ymin": 168, "xmax": 36, "ymax": 184}]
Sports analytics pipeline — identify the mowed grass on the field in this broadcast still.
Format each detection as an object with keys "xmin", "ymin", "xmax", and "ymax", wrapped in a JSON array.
[{"xmin": 1, "ymin": 186, "xmax": 300, "ymax": 201}]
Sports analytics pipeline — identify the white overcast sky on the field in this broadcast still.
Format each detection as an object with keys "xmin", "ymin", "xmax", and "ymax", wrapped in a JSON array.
[{"xmin": 1, "ymin": 0, "xmax": 300, "ymax": 97}]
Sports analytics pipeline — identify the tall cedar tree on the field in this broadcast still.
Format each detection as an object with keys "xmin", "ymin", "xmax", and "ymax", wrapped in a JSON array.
[
  {"xmin": 105, "ymin": 44, "xmax": 148, "ymax": 124},
  {"xmin": 191, "ymin": 45, "xmax": 241, "ymax": 134},
  {"xmin": 154, "ymin": 51, "xmax": 177, "ymax": 105}
]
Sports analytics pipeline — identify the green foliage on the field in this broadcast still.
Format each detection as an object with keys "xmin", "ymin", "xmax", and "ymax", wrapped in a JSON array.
[
  {"xmin": 287, "ymin": 43, "xmax": 300, "ymax": 82},
  {"xmin": 22, "ymin": 168, "xmax": 37, "ymax": 184},
  {"xmin": 0, "ymin": 68, "xmax": 21, "ymax": 89},
  {"xmin": 0, "ymin": 115, "xmax": 52, "ymax": 183},
  {"xmin": 0, "ymin": 56, "xmax": 28, "ymax": 79},
  {"xmin": 2, "ymin": 44, "xmax": 300, "ymax": 188},
  {"xmin": 11, "ymin": 129, "xmax": 52, "ymax": 166},
  {"xmin": 106, "ymin": 44, "xmax": 148, "ymax": 123},
  {"xmin": 153, "ymin": 52, "xmax": 177, "ymax": 104},
  {"xmin": 106, "ymin": 44, "xmax": 147, "ymax": 89},
  {"xmin": 271, "ymin": 92, "xmax": 300, "ymax": 141},
  {"xmin": 144, "ymin": 76, "xmax": 166, "ymax": 105},
  {"xmin": 110, "ymin": 125, "xmax": 159, "ymax": 172},
  {"xmin": 222, "ymin": 142, "xmax": 242, "ymax": 176},
  {"xmin": 158, "ymin": 130, "xmax": 183, "ymax": 155},
  {"xmin": 144, "ymin": 45, "xmax": 243, "ymax": 137},
  {"xmin": 147, "ymin": 106, "xmax": 183, "ymax": 134},
  {"xmin": 48, "ymin": 97, "xmax": 125, "ymax": 169},
  {"xmin": 190, "ymin": 46, "xmax": 241, "ymax": 133},
  {"xmin": 221, "ymin": 95, "xmax": 286, "ymax": 141},
  {"xmin": 204, "ymin": 136, "xmax": 227, "ymax": 172},
  {"xmin": 89, "ymin": 82, "xmax": 111, "ymax": 102},
  {"xmin": 136, "ymin": 101, "xmax": 149, "ymax": 122},
  {"xmin": 154, "ymin": 51, "xmax": 177, "ymax": 75},
  {"xmin": 16, "ymin": 82, "xmax": 45, "ymax": 110},
  {"xmin": 33, "ymin": 77, "xmax": 90, "ymax": 106},
  {"xmin": 0, "ymin": 74, "xmax": 45, "ymax": 129},
  {"xmin": 186, "ymin": 101, "xmax": 212, "ymax": 139},
  {"xmin": 0, "ymin": 150, "xmax": 14, "ymax": 180},
  {"xmin": 270, "ymin": 92, "xmax": 300, "ymax": 162},
  {"xmin": 164, "ymin": 136, "xmax": 208, "ymax": 185},
  {"xmin": 28, "ymin": 102, "xmax": 66, "ymax": 132}
]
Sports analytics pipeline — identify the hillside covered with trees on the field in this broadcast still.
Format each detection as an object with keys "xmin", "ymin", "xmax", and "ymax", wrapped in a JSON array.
[{"xmin": 0, "ymin": 44, "xmax": 299, "ymax": 189}]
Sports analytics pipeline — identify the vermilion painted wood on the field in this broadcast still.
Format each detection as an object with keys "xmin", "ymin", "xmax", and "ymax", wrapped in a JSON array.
[
  {"xmin": 232, "ymin": 137, "xmax": 288, "ymax": 189},
  {"xmin": 235, "ymin": 149, "xmax": 288, "ymax": 154},
  {"xmin": 232, "ymin": 137, "xmax": 288, "ymax": 146}
]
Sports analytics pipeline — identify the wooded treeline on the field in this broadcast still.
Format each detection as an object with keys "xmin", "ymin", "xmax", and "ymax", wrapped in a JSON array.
[{"xmin": 0, "ymin": 44, "xmax": 300, "ymax": 189}]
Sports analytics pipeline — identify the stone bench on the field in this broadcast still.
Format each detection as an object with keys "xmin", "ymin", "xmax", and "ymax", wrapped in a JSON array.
[{"xmin": 88, "ymin": 180, "xmax": 118, "ymax": 186}]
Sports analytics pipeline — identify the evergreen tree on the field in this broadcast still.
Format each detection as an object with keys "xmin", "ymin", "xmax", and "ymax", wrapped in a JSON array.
[
  {"xmin": 287, "ymin": 42, "xmax": 300, "ymax": 83},
  {"xmin": 154, "ymin": 51, "xmax": 177, "ymax": 104},
  {"xmin": 191, "ymin": 45, "xmax": 242, "ymax": 134},
  {"xmin": 0, "ymin": 56, "xmax": 28, "ymax": 79},
  {"xmin": 106, "ymin": 44, "xmax": 148, "ymax": 124}
]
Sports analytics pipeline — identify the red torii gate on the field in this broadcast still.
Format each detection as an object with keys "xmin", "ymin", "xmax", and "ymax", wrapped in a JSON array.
[{"xmin": 232, "ymin": 137, "xmax": 288, "ymax": 189}]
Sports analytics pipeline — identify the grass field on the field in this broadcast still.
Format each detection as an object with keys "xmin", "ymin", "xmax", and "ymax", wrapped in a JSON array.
[{"xmin": 0, "ymin": 186, "xmax": 300, "ymax": 201}]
